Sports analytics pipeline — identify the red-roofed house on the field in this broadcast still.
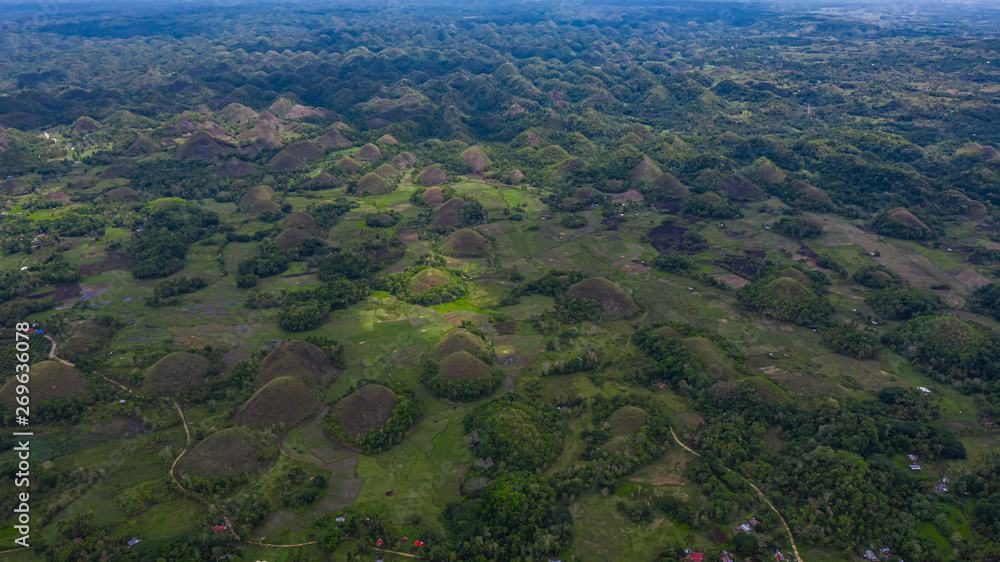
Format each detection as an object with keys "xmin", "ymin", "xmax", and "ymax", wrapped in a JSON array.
[{"xmin": 686, "ymin": 553, "xmax": 704, "ymax": 562}]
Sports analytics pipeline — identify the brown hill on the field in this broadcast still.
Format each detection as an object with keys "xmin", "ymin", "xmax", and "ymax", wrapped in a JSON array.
[
  {"xmin": 175, "ymin": 428, "xmax": 271, "ymax": 480},
  {"xmin": 257, "ymin": 111, "xmax": 282, "ymax": 127},
  {"xmin": 940, "ymin": 190, "xmax": 988, "ymax": 217},
  {"xmin": 411, "ymin": 267, "xmax": 451, "ymax": 293},
  {"xmin": 630, "ymin": 155, "xmax": 662, "ymax": 182},
  {"xmin": 430, "ymin": 329, "xmax": 489, "ymax": 361},
  {"xmin": 368, "ymin": 213, "xmax": 397, "ymax": 227},
  {"xmin": 266, "ymin": 152, "xmax": 307, "ymax": 171},
  {"xmin": 376, "ymin": 134, "xmax": 399, "ymax": 145},
  {"xmin": 651, "ymin": 172, "xmax": 690, "ymax": 199},
  {"xmin": 716, "ymin": 174, "xmax": 765, "ymax": 201},
  {"xmin": 756, "ymin": 159, "xmax": 787, "ymax": 184},
  {"xmin": 42, "ymin": 190, "xmax": 71, "ymax": 202},
  {"xmin": 335, "ymin": 156, "xmax": 362, "ymax": 173},
  {"xmin": 432, "ymin": 197, "xmax": 464, "ymax": 228},
  {"xmin": 0, "ymin": 178, "xmax": 27, "ymax": 195},
  {"xmin": 72, "ymin": 116, "xmax": 101, "ymax": 134},
  {"xmin": 779, "ymin": 268, "xmax": 811, "ymax": 287},
  {"xmin": 0, "ymin": 361, "xmax": 89, "ymax": 410},
  {"xmin": 887, "ymin": 208, "xmax": 932, "ymax": 232},
  {"xmin": 374, "ymin": 163, "xmax": 399, "ymax": 179},
  {"xmin": 280, "ymin": 212, "xmax": 316, "ymax": 232},
  {"xmin": 177, "ymin": 131, "xmax": 233, "ymax": 160},
  {"xmin": 317, "ymin": 127, "xmax": 351, "ymax": 150},
  {"xmin": 462, "ymin": 146, "xmax": 490, "ymax": 174},
  {"xmin": 143, "ymin": 352, "xmax": 213, "ymax": 394},
  {"xmin": 255, "ymin": 340, "xmax": 334, "ymax": 390},
  {"xmin": 102, "ymin": 186, "xmax": 139, "ymax": 201},
  {"xmin": 274, "ymin": 228, "xmax": 314, "ymax": 250},
  {"xmin": 245, "ymin": 199, "xmax": 281, "ymax": 216},
  {"xmin": 237, "ymin": 119, "xmax": 282, "ymax": 148},
  {"xmin": 302, "ymin": 172, "xmax": 340, "ymax": 189},
  {"xmin": 98, "ymin": 163, "xmax": 132, "ymax": 179},
  {"xmin": 791, "ymin": 181, "xmax": 833, "ymax": 208},
  {"xmin": 391, "ymin": 152, "xmax": 417, "ymax": 169},
  {"xmin": 507, "ymin": 169, "xmax": 525, "ymax": 183},
  {"xmin": 355, "ymin": 143, "xmax": 383, "ymax": 161},
  {"xmin": 357, "ymin": 172, "xmax": 393, "ymax": 195},
  {"xmin": 124, "ymin": 134, "xmax": 160, "ymax": 157},
  {"xmin": 565, "ymin": 277, "xmax": 639, "ymax": 319},
  {"xmin": 416, "ymin": 165, "xmax": 447, "ymax": 186},
  {"xmin": 422, "ymin": 187, "xmax": 444, "ymax": 206},
  {"xmin": 441, "ymin": 228, "xmax": 489, "ymax": 256},
  {"xmin": 281, "ymin": 140, "xmax": 323, "ymax": 162},
  {"xmin": 331, "ymin": 384, "xmax": 398, "ymax": 439},
  {"xmin": 233, "ymin": 376, "xmax": 321, "ymax": 430},
  {"xmin": 238, "ymin": 185, "xmax": 274, "ymax": 208},
  {"xmin": 221, "ymin": 103, "xmax": 258, "ymax": 126},
  {"xmin": 439, "ymin": 351, "xmax": 492, "ymax": 380},
  {"xmin": 215, "ymin": 157, "xmax": 256, "ymax": 177}
]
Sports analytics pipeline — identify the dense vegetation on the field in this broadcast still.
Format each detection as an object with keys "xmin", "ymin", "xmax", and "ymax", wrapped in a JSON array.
[{"xmin": 4, "ymin": 0, "xmax": 1000, "ymax": 560}]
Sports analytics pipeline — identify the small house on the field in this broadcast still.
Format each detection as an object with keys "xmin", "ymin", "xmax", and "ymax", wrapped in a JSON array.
[
  {"xmin": 917, "ymin": 386, "xmax": 931, "ymax": 394},
  {"xmin": 127, "ymin": 537, "xmax": 141, "ymax": 547},
  {"xmin": 864, "ymin": 550, "xmax": 878, "ymax": 561},
  {"xmin": 739, "ymin": 523, "xmax": 753, "ymax": 533},
  {"xmin": 909, "ymin": 465, "xmax": 921, "ymax": 471},
  {"xmin": 906, "ymin": 454, "xmax": 917, "ymax": 461},
  {"xmin": 936, "ymin": 483, "xmax": 948, "ymax": 493},
  {"xmin": 685, "ymin": 553, "xmax": 704, "ymax": 562},
  {"xmin": 880, "ymin": 548, "xmax": 891, "ymax": 559},
  {"xmin": 721, "ymin": 551, "xmax": 735, "ymax": 562},
  {"xmin": 774, "ymin": 550, "xmax": 785, "ymax": 561},
  {"xmin": 212, "ymin": 524, "xmax": 227, "ymax": 534}
]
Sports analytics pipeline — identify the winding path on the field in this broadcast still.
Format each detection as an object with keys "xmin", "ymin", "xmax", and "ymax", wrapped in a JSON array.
[
  {"xmin": 669, "ymin": 427, "xmax": 802, "ymax": 561},
  {"xmin": 168, "ymin": 401, "xmax": 241, "ymax": 540},
  {"xmin": 44, "ymin": 336, "xmax": 252, "ymax": 542},
  {"xmin": 42, "ymin": 335, "xmax": 405, "ymax": 553},
  {"xmin": 45, "ymin": 334, "xmax": 134, "ymax": 395}
]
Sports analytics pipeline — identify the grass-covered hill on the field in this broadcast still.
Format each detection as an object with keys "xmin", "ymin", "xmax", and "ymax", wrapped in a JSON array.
[
  {"xmin": 233, "ymin": 375, "xmax": 322, "ymax": 430},
  {"xmin": 0, "ymin": 361, "xmax": 89, "ymax": 410},
  {"xmin": 142, "ymin": 351, "xmax": 212, "ymax": 394},
  {"xmin": 175, "ymin": 427, "xmax": 275, "ymax": 480},
  {"xmin": 254, "ymin": 340, "xmax": 334, "ymax": 390},
  {"xmin": 330, "ymin": 384, "xmax": 396, "ymax": 439},
  {"xmin": 565, "ymin": 277, "xmax": 639, "ymax": 319}
]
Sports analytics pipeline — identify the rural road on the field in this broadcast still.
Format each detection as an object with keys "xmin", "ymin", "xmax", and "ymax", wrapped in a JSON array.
[
  {"xmin": 45, "ymin": 334, "xmax": 135, "ymax": 395},
  {"xmin": 669, "ymin": 427, "xmax": 802, "ymax": 561},
  {"xmin": 170, "ymin": 401, "xmax": 240, "ymax": 540},
  {"xmin": 43, "ymin": 335, "xmax": 246, "ymax": 542}
]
